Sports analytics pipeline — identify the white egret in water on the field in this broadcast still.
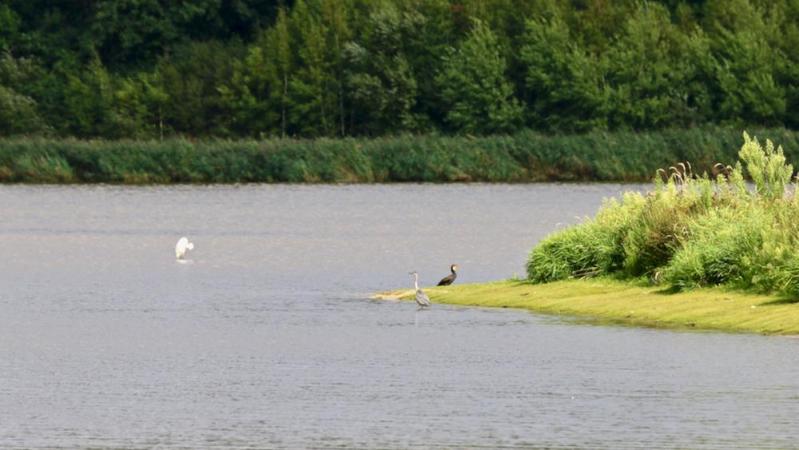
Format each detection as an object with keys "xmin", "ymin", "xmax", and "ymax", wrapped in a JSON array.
[
  {"xmin": 437, "ymin": 264, "xmax": 459, "ymax": 286},
  {"xmin": 409, "ymin": 271, "xmax": 431, "ymax": 308},
  {"xmin": 175, "ymin": 236, "xmax": 194, "ymax": 260}
]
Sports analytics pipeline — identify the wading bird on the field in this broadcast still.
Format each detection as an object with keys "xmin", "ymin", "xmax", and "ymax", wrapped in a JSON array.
[
  {"xmin": 437, "ymin": 264, "xmax": 459, "ymax": 286},
  {"xmin": 409, "ymin": 271, "xmax": 431, "ymax": 308},
  {"xmin": 175, "ymin": 236, "xmax": 194, "ymax": 260}
]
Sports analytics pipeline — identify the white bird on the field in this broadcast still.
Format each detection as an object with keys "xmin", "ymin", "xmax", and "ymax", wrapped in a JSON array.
[
  {"xmin": 175, "ymin": 236, "xmax": 194, "ymax": 260},
  {"xmin": 409, "ymin": 271, "xmax": 431, "ymax": 308}
]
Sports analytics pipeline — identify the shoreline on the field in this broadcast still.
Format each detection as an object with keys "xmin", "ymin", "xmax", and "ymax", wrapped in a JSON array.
[{"xmin": 374, "ymin": 279, "xmax": 799, "ymax": 335}]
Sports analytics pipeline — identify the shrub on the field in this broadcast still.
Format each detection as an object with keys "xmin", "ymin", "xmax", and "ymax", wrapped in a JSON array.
[
  {"xmin": 620, "ymin": 173, "xmax": 719, "ymax": 277},
  {"xmin": 527, "ymin": 193, "xmax": 644, "ymax": 282},
  {"xmin": 661, "ymin": 206, "xmax": 767, "ymax": 289},
  {"xmin": 528, "ymin": 130, "xmax": 799, "ymax": 301}
]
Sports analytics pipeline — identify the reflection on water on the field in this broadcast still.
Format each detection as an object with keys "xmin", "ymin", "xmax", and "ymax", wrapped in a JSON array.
[{"xmin": 1, "ymin": 184, "xmax": 797, "ymax": 449}]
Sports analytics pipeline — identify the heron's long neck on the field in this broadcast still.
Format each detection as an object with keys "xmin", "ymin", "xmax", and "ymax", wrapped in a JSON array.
[{"xmin": 414, "ymin": 274, "xmax": 419, "ymax": 290}]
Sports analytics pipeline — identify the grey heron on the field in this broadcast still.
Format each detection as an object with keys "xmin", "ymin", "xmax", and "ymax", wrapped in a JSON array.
[
  {"xmin": 409, "ymin": 271, "xmax": 431, "ymax": 308},
  {"xmin": 437, "ymin": 264, "xmax": 459, "ymax": 286},
  {"xmin": 175, "ymin": 236, "xmax": 194, "ymax": 259}
]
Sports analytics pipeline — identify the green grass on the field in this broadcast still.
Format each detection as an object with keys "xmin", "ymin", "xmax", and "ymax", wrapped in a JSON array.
[
  {"xmin": 2, "ymin": 126, "xmax": 799, "ymax": 183},
  {"xmin": 376, "ymin": 279, "xmax": 799, "ymax": 335}
]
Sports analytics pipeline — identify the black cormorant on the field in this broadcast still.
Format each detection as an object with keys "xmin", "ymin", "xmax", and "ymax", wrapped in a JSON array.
[{"xmin": 437, "ymin": 264, "xmax": 459, "ymax": 286}]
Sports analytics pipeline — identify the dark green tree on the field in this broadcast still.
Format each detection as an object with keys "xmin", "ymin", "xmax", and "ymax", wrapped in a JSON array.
[
  {"xmin": 436, "ymin": 19, "xmax": 522, "ymax": 134},
  {"xmin": 520, "ymin": 14, "xmax": 609, "ymax": 131},
  {"xmin": 155, "ymin": 41, "xmax": 241, "ymax": 136},
  {"xmin": 606, "ymin": 3, "xmax": 711, "ymax": 129},
  {"xmin": 704, "ymin": 0, "xmax": 786, "ymax": 125},
  {"xmin": 344, "ymin": 3, "xmax": 422, "ymax": 135},
  {"xmin": 0, "ymin": 4, "xmax": 20, "ymax": 52},
  {"xmin": 286, "ymin": 0, "xmax": 335, "ymax": 136},
  {"xmin": 0, "ymin": 53, "xmax": 46, "ymax": 135}
]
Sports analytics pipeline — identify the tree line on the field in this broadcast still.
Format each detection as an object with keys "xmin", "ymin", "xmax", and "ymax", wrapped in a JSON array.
[{"xmin": 1, "ymin": 0, "xmax": 798, "ymax": 139}]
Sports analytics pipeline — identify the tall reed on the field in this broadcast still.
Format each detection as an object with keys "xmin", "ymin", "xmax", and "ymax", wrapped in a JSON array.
[{"xmin": 2, "ymin": 127, "xmax": 798, "ymax": 183}]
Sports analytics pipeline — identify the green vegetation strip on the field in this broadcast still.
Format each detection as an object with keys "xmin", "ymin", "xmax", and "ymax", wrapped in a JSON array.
[
  {"xmin": 376, "ymin": 279, "xmax": 799, "ymax": 335},
  {"xmin": 2, "ymin": 127, "xmax": 799, "ymax": 183}
]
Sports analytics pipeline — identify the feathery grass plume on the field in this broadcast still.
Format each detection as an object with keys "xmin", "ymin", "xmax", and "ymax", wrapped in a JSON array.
[{"xmin": 739, "ymin": 131, "xmax": 793, "ymax": 200}]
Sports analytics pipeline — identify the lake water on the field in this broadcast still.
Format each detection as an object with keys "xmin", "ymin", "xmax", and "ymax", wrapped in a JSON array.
[{"xmin": 1, "ymin": 184, "xmax": 797, "ymax": 449}]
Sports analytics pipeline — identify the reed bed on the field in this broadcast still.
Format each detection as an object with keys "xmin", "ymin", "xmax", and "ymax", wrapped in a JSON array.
[{"xmin": 2, "ymin": 127, "xmax": 799, "ymax": 183}]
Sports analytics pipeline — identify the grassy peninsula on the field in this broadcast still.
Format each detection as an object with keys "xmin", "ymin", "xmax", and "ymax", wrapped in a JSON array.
[
  {"xmin": 376, "ymin": 279, "xmax": 799, "ymax": 335},
  {"xmin": 3, "ymin": 127, "xmax": 799, "ymax": 183},
  {"xmin": 379, "ymin": 132, "xmax": 799, "ymax": 335}
]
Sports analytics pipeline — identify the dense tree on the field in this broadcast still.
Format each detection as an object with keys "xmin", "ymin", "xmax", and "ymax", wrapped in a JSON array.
[
  {"xmin": 703, "ymin": 0, "xmax": 786, "ymax": 126},
  {"xmin": 156, "ymin": 41, "xmax": 242, "ymax": 136},
  {"xmin": 436, "ymin": 19, "xmax": 522, "ymax": 134},
  {"xmin": 2, "ymin": 0, "xmax": 799, "ymax": 138},
  {"xmin": 344, "ymin": 3, "xmax": 423, "ymax": 134},
  {"xmin": 287, "ymin": 0, "xmax": 335, "ymax": 136},
  {"xmin": 0, "ymin": 5, "xmax": 19, "ymax": 52},
  {"xmin": 520, "ymin": 14, "xmax": 609, "ymax": 132},
  {"xmin": 0, "ymin": 53, "xmax": 46, "ymax": 134},
  {"xmin": 605, "ymin": 3, "xmax": 711, "ymax": 129}
]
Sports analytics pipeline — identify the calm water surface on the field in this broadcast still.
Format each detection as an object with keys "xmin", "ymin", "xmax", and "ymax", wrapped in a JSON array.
[{"xmin": 1, "ymin": 184, "xmax": 797, "ymax": 449}]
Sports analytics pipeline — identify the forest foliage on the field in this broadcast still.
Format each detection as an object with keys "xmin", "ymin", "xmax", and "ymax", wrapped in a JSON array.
[{"xmin": 2, "ymin": 0, "xmax": 799, "ymax": 139}]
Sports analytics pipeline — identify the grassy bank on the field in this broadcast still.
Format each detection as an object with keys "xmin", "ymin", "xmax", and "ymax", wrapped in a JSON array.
[
  {"xmin": 376, "ymin": 279, "xmax": 799, "ymax": 335},
  {"xmin": 2, "ymin": 127, "xmax": 799, "ymax": 183}
]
